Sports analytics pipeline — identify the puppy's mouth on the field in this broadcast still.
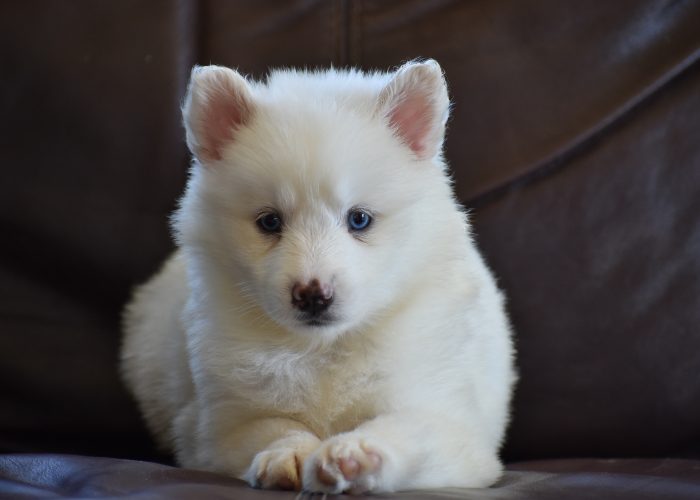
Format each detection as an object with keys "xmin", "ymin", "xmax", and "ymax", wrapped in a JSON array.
[{"xmin": 298, "ymin": 315, "xmax": 337, "ymax": 328}]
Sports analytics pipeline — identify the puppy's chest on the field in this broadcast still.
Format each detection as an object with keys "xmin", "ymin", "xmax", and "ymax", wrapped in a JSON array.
[{"xmin": 230, "ymin": 347, "xmax": 380, "ymax": 434}]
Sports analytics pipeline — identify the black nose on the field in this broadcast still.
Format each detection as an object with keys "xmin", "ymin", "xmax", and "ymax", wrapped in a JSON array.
[{"xmin": 291, "ymin": 279, "xmax": 334, "ymax": 316}]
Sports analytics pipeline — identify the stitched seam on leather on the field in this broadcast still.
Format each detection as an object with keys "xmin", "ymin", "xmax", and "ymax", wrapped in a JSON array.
[
  {"xmin": 332, "ymin": 0, "xmax": 350, "ymax": 67},
  {"xmin": 350, "ymin": 0, "xmax": 362, "ymax": 66},
  {"xmin": 466, "ymin": 45, "xmax": 700, "ymax": 209}
]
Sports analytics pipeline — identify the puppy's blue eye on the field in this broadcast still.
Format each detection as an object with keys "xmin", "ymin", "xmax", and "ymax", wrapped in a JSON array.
[
  {"xmin": 347, "ymin": 209, "xmax": 372, "ymax": 231},
  {"xmin": 256, "ymin": 212, "xmax": 282, "ymax": 233}
]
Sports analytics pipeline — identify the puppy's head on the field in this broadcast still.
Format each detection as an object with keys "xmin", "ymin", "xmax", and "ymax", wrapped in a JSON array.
[{"xmin": 176, "ymin": 61, "xmax": 452, "ymax": 341}]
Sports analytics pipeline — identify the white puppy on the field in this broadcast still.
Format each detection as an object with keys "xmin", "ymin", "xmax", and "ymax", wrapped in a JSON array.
[{"xmin": 121, "ymin": 60, "xmax": 516, "ymax": 494}]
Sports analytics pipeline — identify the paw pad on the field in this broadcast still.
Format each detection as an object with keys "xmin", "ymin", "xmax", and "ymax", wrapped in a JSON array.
[{"xmin": 306, "ymin": 438, "xmax": 384, "ymax": 494}]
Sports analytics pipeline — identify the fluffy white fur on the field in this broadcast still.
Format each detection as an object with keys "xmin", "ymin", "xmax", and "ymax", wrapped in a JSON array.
[{"xmin": 121, "ymin": 60, "xmax": 516, "ymax": 494}]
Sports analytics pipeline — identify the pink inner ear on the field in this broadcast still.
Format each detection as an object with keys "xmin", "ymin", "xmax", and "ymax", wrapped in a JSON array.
[
  {"xmin": 199, "ymin": 94, "xmax": 247, "ymax": 162},
  {"xmin": 388, "ymin": 93, "xmax": 432, "ymax": 157}
]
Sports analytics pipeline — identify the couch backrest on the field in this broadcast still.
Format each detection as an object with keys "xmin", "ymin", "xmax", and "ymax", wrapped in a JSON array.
[{"xmin": 1, "ymin": 1, "xmax": 699, "ymax": 462}]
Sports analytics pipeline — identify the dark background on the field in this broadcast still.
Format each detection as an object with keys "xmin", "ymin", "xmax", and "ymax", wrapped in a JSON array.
[{"xmin": 1, "ymin": 0, "xmax": 699, "ymax": 464}]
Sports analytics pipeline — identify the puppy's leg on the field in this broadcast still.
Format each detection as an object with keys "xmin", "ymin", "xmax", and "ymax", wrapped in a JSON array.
[
  {"xmin": 303, "ymin": 411, "xmax": 501, "ymax": 494},
  {"xmin": 200, "ymin": 417, "xmax": 321, "ymax": 491}
]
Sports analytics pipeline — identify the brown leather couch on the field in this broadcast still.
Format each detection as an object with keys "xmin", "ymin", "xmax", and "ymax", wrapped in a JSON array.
[{"xmin": 2, "ymin": 1, "xmax": 699, "ymax": 498}]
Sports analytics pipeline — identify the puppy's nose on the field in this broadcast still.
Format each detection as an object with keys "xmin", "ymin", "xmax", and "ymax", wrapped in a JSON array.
[{"xmin": 291, "ymin": 279, "xmax": 334, "ymax": 316}]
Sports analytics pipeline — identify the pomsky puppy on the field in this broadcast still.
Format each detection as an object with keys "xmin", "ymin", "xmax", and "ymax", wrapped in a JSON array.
[{"xmin": 121, "ymin": 59, "xmax": 515, "ymax": 494}]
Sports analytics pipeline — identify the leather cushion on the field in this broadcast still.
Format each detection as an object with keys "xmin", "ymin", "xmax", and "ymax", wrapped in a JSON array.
[{"xmin": 1, "ymin": 454, "xmax": 699, "ymax": 499}]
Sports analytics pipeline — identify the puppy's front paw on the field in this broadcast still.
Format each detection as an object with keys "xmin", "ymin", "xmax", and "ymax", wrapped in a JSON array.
[
  {"xmin": 245, "ymin": 433, "xmax": 320, "ymax": 490},
  {"xmin": 303, "ymin": 435, "xmax": 385, "ymax": 494}
]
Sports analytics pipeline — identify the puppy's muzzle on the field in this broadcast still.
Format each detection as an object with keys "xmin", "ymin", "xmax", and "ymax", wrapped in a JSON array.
[{"xmin": 291, "ymin": 279, "xmax": 334, "ymax": 317}]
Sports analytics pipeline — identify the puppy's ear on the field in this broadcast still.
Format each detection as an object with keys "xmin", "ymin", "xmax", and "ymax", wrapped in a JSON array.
[
  {"xmin": 376, "ymin": 60, "xmax": 450, "ymax": 160},
  {"xmin": 182, "ymin": 65, "xmax": 254, "ymax": 164}
]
